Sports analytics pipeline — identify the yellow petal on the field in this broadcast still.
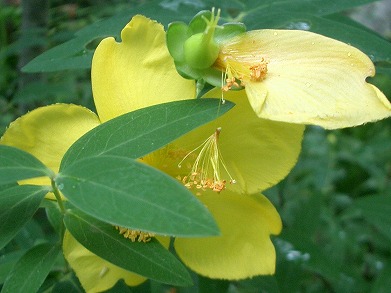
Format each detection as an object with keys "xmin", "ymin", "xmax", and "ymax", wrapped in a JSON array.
[
  {"xmin": 63, "ymin": 231, "xmax": 147, "ymax": 292},
  {"xmin": 92, "ymin": 15, "xmax": 196, "ymax": 122},
  {"xmin": 148, "ymin": 89, "xmax": 304, "ymax": 194},
  {"xmin": 174, "ymin": 191, "xmax": 281, "ymax": 279},
  {"xmin": 218, "ymin": 29, "xmax": 391, "ymax": 129},
  {"xmin": 0, "ymin": 104, "xmax": 100, "ymax": 195}
]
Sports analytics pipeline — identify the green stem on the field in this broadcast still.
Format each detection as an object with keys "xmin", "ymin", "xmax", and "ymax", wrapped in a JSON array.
[{"xmin": 51, "ymin": 178, "xmax": 66, "ymax": 214}]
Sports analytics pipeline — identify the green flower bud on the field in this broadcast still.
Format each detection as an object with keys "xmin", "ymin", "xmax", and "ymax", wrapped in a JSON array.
[
  {"xmin": 183, "ymin": 32, "xmax": 220, "ymax": 69},
  {"xmin": 183, "ymin": 8, "xmax": 221, "ymax": 70},
  {"xmin": 166, "ymin": 8, "xmax": 246, "ymax": 87}
]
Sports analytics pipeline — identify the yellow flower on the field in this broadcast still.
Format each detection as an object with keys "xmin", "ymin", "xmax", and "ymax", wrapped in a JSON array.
[
  {"xmin": 167, "ymin": 9, "xmax": 391, "ymax": 129},
  {"xmin": 1, "ymin": 15, "xmax": 303, "ymax": 291}
]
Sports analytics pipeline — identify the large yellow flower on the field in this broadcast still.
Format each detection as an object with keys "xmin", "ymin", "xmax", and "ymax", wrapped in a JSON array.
[
  {"xmin": 167, "ymin": 9, "xmax": 391, "ymax": 129},
  {"xmin": 0, "ymin": 15, "xmax": 303, "ymax": 291}
]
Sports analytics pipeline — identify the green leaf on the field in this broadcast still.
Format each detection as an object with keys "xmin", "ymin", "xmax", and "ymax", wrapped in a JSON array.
[
  {"xmin": 1, "ymin": 243, "xmax": 60, "ymax": 293},
  {"xmin": 349, "ymin": 195, "xmax": 391, "ymax": 241},
  {"xmin": 234, "ymin": 0, "xmax": 378, "ymax": 17},
  {"xmin": 311, "ymin": 15, "xmax": 391, "ymax": 64},
  {"xmin": 0, "ymin": 250, "xmax": 25, "ymax": 284},
  {"xmin": 0, "ymin": 145, "xmax": 53, "ymax": 185},
  {"xmin": 0, "ymin": 185, "xmax": 50, "ymax": 250},
  {"xmin": 21, "ymin": 23, "xmax": 124, "ymax": 73},
  {"xmin": 22, "ymin": 0, "xmax": 381, "ymax": 73},
  {"xmin": 57, "ymin": 155, "xmax": 218, "ymax": 237},
  {"xmin": 64, "ymin": 208, "xmax": 192, "ymax": 286},
  {"xmin": 242, "ymin": 12, "xmax": 391, "ymax": 64},
  {"xmin": 21, "ymin": 0, "xmax": 202, "ymax": 73},
  {"xmin": 43, "ymin": 200, "xmax": 64, "ymax": 237},
  {"xmin": 50, "ymin": 274, "xmax": 84, "ymax": 293},
  {"xmin": 60, "ymin": 99, "xmax": 234, "ymax": 170},
  {"xmin": 371, "ymin": 260, "xmax": 391, "ymax": 293},
  {"xmin": 198, "ymin": 275, "xmax": 230, "ymax": 293}
]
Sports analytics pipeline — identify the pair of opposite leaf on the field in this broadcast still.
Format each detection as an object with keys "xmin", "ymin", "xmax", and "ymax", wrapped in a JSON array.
[{"xmin": 1, "ymin": 8, "xmax": 390, "ymax": 293}]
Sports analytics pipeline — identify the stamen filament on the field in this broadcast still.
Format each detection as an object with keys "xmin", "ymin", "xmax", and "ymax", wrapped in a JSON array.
[{"xmin": 178, "ymin": 127, "xmax": 236, "ymax": 193}]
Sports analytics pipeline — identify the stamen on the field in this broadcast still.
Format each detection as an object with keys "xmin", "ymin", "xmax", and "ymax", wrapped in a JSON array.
[
  {"xmin": 178, "ymin": 127, "xmax": 236, "ymax": 193},
  {"xmin": 250, "ymin": 58, "xmax": 268, "ymax": 81},
  {"xmin": 222, "ymin": 63, "xmax": 242, "ymax": 92},
  {"xmin": 115, "ymin": 226, "xmax": 155, "ymax": 243},
  {"xmin": 215, "ymin": 54, "xmax": 268, "ymax": 91}
]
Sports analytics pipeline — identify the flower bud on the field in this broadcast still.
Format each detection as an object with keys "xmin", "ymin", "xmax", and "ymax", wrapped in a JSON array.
[{"xmin": 183, "ymin": 32, "xmax": 220, "ymax": 69}]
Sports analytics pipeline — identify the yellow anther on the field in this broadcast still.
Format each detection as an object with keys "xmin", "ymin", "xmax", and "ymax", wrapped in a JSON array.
[
  {"xmin": 249, "ymin": 58, "xmax": 268, "ymax": 81},
  {"xmin": 115, "ymin": 226, "xmax": 155, "ymax": 243},
  {"xmin": 177, "ymin": 127, "xmax": 236, "ymax": 193},
  {"xmin": 215, "ymin": 51, "xmax": 268, "ymax": 92}
]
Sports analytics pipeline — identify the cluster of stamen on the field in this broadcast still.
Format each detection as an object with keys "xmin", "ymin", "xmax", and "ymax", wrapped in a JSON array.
[
  {"xmin": 217, "ymin": 55, "xmax": 269, "ymax": 96},
  {"xmin": 249, "ymin": 58, "xmax": 268, "ymax": 81},
  {"xmin": 177, "ymin": 127, "xmax": 236, "ymax": 193},
  {"xmin": 222, "ymin": 76, "xmax": 240, "ymax": 92},
  {"xmin": 115, "ymin": 226, "xmax": 155, "ymax": 243}
]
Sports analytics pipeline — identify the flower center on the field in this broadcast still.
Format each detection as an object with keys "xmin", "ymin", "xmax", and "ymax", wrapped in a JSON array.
[
  {"xmin": 177, "ymin": 127, "xmax": 236, "ymax": 193},
  {"xmin": 215, "ymin": 54, "xmax": 268, "ymax": 91},
  {"xmin": 115, "ymin": 226, "xmax": 155, "ymax": 243},
  {"xmin": 249, "ymin": 59, "xmax": 268, "ymax": 81}
]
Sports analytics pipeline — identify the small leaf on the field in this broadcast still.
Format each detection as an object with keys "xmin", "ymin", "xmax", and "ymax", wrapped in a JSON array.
[
  {"xmin": 0, "ymin": 185, "xmax": 50, "ymax": 249},
  {"xmin": 43, "ymin": 200, "xmax": 64, "ymax": 237},
  {"xmin": 0, "ymin": 145, "xmax": 53, "ymax": 185},
  {"xmin": 1, "ymin": 243, "xmax": 61, "ymax": 293},
  {"xmin": 64, "ymin": 209, "xmax": 192, "ymax": 286},
  {"xmin": 57, "ymin": 155, "xmax": 218, "ymax": 237},
  {"xmin": 60, "ymin": 99, "xmax": 234, "ymax": 169}
]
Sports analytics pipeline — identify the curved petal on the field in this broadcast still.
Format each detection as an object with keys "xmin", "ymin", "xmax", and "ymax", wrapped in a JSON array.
[
  {"xmin": 147, "ymin": 89, "xmax": 304, "ymax": 194},
  {"xmin": 174, "ymin": 191, "xmax": 281, "ymax": 279},
  {"xmin": 0, "ymin": 104, "xmax": 100, "ymax": 194},
  {"xmin": 63, "ymin": 231, "xmax": 147, "ymax": 292},
  {"xmin": 217, "ymin": 29, "xmax": 391, "ymax": 129},
  {"xmin": 92, "ymin": 15, "xmax": 196, "ymax": 122}
]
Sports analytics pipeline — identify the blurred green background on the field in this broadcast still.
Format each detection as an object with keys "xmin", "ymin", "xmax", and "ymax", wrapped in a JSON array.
[{"xmin": 1, "ymin": 0, "xmax": 391, "ymax": 292}]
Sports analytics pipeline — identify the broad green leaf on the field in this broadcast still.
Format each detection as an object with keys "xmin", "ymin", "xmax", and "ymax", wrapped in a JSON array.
[
  {"xmin": 10, "ymin": 219, "xmax": 46, "ymax": 250},
  {"xmin": 0, "ymin": 250, "xmax": 25, "ymax": 284},
  {"xmin": 60, "ymin": 99, "xmax": 234, "ymax": 170},
  {"xmin": 0, "ymin": 185, "xmax": 50, "ymax": 250},
  {"xmin": 64, "ymin": 209, "xmax": 192, "ymax": 286},
  {"xmin": 22, "ymin": 30, "xmax": 104, "ymax": 72},
  {"xmin": 0, "ymin": 145, "xmax": 53, "ymax": 185},
  {"xmin": 349, "ymin": 195, "xmax": 391, "ymax": 241},
  {"xmin": 57, "ymin": 155, "xmax": 219, "ymax": 237},
  {"xmin": 1, "ymin": 243, "xmax": 60, "ymax": 293}
]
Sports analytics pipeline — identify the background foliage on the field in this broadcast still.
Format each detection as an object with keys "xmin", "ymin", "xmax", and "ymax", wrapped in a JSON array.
[{"xmin": 1, "ymin": 0, "xmax": 391, "ymax": 292}]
